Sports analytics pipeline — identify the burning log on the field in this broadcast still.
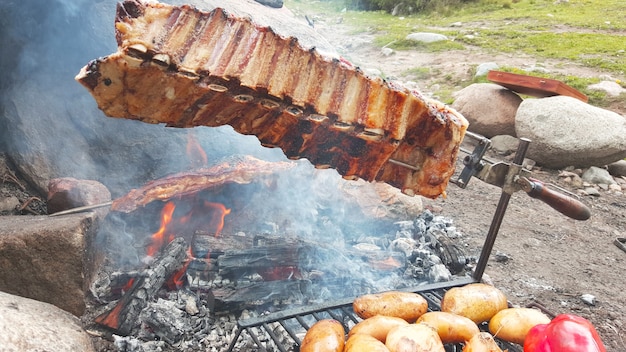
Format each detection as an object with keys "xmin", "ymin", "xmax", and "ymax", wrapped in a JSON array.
[
  {"xmin": 217, "ymin": 243, "xmax": 302, "ymax": 280},
  {"xmin": 95, "ymin": 237, "xmax": 188, "ymax": 335},
  {"xmin": 76, "ymin": 0, "xmax": 468, "ymax": 199}
]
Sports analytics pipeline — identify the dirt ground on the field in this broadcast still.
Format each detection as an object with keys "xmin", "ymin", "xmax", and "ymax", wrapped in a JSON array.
[{"xmin": 308, "ymin": 11, "xmax": 626, "ymax": 351}]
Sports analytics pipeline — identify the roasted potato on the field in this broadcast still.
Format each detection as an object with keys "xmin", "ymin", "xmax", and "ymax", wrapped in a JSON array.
[
  {"xmin": 441, "ymin": 283, "xmax": 508, "ymax": 324},
  {"xmin": 488, "ymin": 307, "xmax": 551, "ymax": 345},
  {"xmin": 416, "ymin": 311, "xmax": 480, "ymax": 344},
  {"xmin": 385, "ymin": 323, "xmax": 445, "ymax": 352},
  {"xmin": 348, "ymin": 315, "xmax": 409, "ymax": 343},
  {"xmin": 344, "ymin": 333, "xmax": 390, "ymax": 352},
  {"xmin": 301, "ymin": 319, "xmax": 345, "ymax": 352},
  {"xmin": 353, "ymin": 291, "xmax": 428, "ymax": 322},
  {"xmin": 462, "ymin": 332, "xmax": 503, "ymax": 352}
]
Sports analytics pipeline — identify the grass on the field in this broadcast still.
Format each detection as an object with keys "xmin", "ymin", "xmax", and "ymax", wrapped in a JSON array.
[
  {"xmin": 286, "ymin": 0, "xmax": 625, "ymax": 73},
  {"xmin": 286, "ymin": 0, "xmax": 625, "ymax": 106}
]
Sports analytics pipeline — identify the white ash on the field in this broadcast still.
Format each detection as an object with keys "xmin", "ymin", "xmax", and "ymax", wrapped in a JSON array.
[{"xmin": 91, "ymin": 210, "xmax": 469, "ymax": 351}]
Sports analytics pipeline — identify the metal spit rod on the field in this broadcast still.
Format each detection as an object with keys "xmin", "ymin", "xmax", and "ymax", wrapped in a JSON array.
[
  {"xmin": 472, "ymin": 138, "xmax": 531, "ymax": 282},
  {"xmin": 49, "ymin": 131, "xmax": 489, "ymax": 217}
]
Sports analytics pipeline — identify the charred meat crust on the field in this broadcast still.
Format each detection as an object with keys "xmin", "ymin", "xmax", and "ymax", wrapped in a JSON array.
[{"xmin": 76, "ymin": 0, "xmax": 468, "ymax": 199}]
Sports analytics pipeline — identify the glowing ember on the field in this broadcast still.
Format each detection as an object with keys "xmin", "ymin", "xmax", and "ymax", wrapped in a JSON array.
[{"xmin": 122, "ymin": 277, "xmax": 135, "ymax": 293}]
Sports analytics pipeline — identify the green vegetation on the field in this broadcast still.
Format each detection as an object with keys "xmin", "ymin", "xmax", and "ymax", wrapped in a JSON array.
[
  {"xmin": 287, "ymin": 0, "xmax": 625, "ymax": 73},
  {"xmin": 286, "ymin": 0, "xmax": 625, "ymax": 106}
]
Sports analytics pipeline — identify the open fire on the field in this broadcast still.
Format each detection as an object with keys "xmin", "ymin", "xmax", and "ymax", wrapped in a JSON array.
[{"xmin": 84, "ymin": 146, "xmax": 470, "ymax": 350}]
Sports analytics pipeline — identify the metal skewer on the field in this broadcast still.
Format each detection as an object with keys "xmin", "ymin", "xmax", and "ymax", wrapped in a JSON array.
[{"xmin": 48, "ymin": 201, "xmax": 113, "ymax": 217}]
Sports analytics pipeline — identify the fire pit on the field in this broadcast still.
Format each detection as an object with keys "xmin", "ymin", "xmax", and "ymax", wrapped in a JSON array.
[{"xmin": 84, "ymin": 154, "xmax": 477, "ymax": 350}]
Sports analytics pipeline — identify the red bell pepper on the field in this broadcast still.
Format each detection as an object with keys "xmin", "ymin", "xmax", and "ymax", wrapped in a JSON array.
[{"xmin": 524, "ymin": 314, "xmax": 606, "ymax": 352}]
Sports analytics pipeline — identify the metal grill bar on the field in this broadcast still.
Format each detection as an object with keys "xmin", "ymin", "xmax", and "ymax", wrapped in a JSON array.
[{"xmin": 225, "ymin": 278, "xmax": 524, "ymax": 352}]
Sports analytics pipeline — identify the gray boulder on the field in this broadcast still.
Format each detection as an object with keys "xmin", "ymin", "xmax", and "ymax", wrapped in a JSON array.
[
  {"xmin": 587, "ymin": 81, "xmax": 626, "ymax": 97},
  {"xmin": 490, "ymin": 135, "xmax": 519, "ymax": 155},
  {"xmin": 0, "ymin": 291, "xmax": 96, "ymax": 352},
  {"xmin": 582, "ymin": 166, "xmax": 616, "ymax": 185},
  {"xmin": 475, "ymin": 62, "xmax": 499, "ymax": 77},
  {"xmin": 405, "ymin": 32, "xmax": 448, "ymax": 43},
  {"xmin": 452, "ymin": 83, "xmax": 521, "ymax": 137},
  {"xmin": 0, "ymin": 213, "xmax": 98, "ymax": 316},
  {"xmin": 515, "ymin": 96, "xmax": 626, "ymax": 169},
  {"xmin": 608, "ymin": 160, "xmax": 626, "ymax": 177}
]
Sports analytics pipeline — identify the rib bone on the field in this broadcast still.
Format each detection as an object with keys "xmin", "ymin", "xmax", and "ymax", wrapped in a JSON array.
[{"xmin": 75, "ymin": 0, "xmax": 468, "ymax": 198}]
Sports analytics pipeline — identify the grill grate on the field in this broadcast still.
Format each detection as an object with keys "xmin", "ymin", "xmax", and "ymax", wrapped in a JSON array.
[
  {"xmin": 226, "ymin": 278, "xmax": 522, "ymax": 352},
  {"xmin": 226, "ymin": 134, "xmax": 532, "ymax": 352}
]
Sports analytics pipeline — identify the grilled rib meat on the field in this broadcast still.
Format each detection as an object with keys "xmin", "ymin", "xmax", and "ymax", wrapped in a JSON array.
[
  {"xmin": 76, "ymin": 0, "xmax": 468, "ymax": 198},
  {"xmin": 111, "ymin": 156, "xmax": 294, "ymax": 213}
]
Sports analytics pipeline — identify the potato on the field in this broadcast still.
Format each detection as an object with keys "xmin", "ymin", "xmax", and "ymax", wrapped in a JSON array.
[
  {"xmin": 462, "ymin": 332, "xmax": 503, "ymax": 352},
  {"xmin": 385, "ymin": 323, "xmax": 445, "ymax": 352},
  {"xmin": 416, "ymin": 311, "xmax": 480, "ymax": 344},
  {"xmin": 353, "ymin": 291, "xmax": 428, "ymax": 322},
  {"xmin": 488, "ymin": 307, "xmax": 551, "ymax": 345},
  {"xmin": 441, "ymin": 283, "xmax": 508, "ymax": 324},
  {"xmin": 301, "ymin": 319, "xmax": 345, "ymax": 352},
  {"xmin": 344, "ymin": 333, "xmax": 390, "ymax": 352},
  {"xmin": 348, "ymin": 315, "xmax": 409, "ymax": 343}
]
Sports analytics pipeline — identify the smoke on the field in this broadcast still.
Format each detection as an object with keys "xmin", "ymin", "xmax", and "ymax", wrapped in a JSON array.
[
  {"xmin": 0, "ymin": 0, "xmax": 283, "ymax": 196},
  {"xmin": 1, "ymin": 0, "xmax": 459, "ymax": 308}
]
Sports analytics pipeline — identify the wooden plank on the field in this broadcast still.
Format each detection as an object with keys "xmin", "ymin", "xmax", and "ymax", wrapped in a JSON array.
[{"xmin": 487, "ymin": 70, "xmax": 588, "ymax": 102}]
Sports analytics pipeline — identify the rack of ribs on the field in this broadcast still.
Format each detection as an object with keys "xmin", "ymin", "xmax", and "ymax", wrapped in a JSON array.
[{"xmin": 75, "ymin": 0, "xmax": 468, "ymax": 199}]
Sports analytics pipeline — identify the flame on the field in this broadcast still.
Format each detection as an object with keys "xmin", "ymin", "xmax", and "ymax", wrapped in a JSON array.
[
  {"xmin": 167, "ymin": 260, "xmax": 190, "ymax": 290},
  {"xmin": 186, "ymin": 131, "xmax": 208, "ymax": 169},
  {"xmin": 203, "ymin": 201, "xmax": 231, "ymax": 237},
  {"xmin": 146, "ymin": 201, "xmax": 176, "ymax": 257}
]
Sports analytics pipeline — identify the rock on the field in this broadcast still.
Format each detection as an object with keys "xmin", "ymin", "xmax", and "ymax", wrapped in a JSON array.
[
  {"xmin": 490, "ymin": 135, "xmax": 519, "ymax": 155},
  {"xmin": 452, "ymin": 83, "xmax": 521, "ymax": 137},
  {"xmin": 0, "ymin": 213, "xmax": 98, "ymax": 316},
  {"xmin": 494, "ymin": 251, "xmax": 511, "ymax": 263},
  {"xmin": 405, "ymin": 32, "xmax": 448, "ymax": 43},
  {"xmin": 0, "ymin": 291, "xmax": 96, "ymax": 352},
  {"xmin": 608, "ymin": 160, "xmax": 626, "ymax": 177},
  {"xmin": 0, "ymin": 196, "xmax": 19, "ymax": 213},
  {"xmin": 515, "ymin": 96, "xmax": 626, "ymax": 168},
  {"xmin": 47, "ymin": 177, "xmax": 111, "ymax": 215},
  {"xmin": 559, "ymin": 171, "xmax": 584, "ymax": 188},
  {"xmin": 254, "ymin": 0, "xmax": 284, "ymax": 8},
  {"xmin": 475, "ymin": 62, "xmax": 499, "ymax": 77},
  {"xmin": 581, "ymin": 293, "xmax": 596, "ymax": 306},
  {"xmin": 582, "ymin": 166, "xmax": 617, "ymax": 185},
  {"xmin": 583, "ymin": 187, "xmax": 601, "ymax": 196},
  {"xmin": 587, "ymin": 81, "xmax": 626, "ymax": 97},
  {"xmin": 381, "ymin": 47, "xmax": 394, "ymax": 56}
]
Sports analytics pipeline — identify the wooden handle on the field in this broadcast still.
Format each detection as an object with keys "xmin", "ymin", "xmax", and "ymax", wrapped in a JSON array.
[{"xmin": 525, "ymin": 180, "xmax": 591, "ymax": 220}]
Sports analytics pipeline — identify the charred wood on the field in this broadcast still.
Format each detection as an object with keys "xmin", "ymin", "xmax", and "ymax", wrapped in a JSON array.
[{"xmin": 95, "ymin": 237, "xmax": 188, "ymax": 335}]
